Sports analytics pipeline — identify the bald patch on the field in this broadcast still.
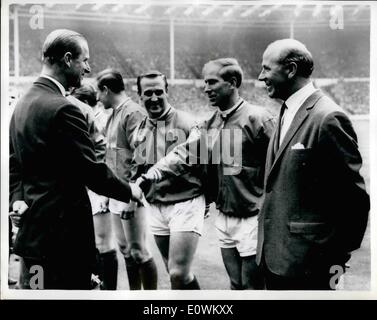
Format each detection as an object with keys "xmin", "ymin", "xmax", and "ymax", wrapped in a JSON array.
[{"xmin": 264, "ymin": 38, "xmax": 314, "ymax": 78}]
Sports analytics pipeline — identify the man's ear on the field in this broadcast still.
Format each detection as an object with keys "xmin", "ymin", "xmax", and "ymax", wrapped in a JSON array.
[
  {"xmin": 62, "ymin": 52, "xmax": 73, "ymax": 67},
  {"xmin": 228, "ymin": 76, "xmax": 238, "ymax": 88},
  {"xmin": 286, "ymin": 62, "xmax": 298, "ymax": 79}
]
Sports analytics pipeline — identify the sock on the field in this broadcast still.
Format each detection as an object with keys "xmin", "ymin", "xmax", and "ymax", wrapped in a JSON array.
[
  {"xmin": 125, "ymin": 256, "xmax": 142, "ymax": 290},
  {"xmin": 139, "ymin": 258, "xmax": 158, "ymax": 290},
  {"xmin": 172, "ymin": 275, "xmax": 201, "ymax": 290},
  {"xmin": 99, "ymin": 250, "xmax": 118, "ymax": 290},
  {"xmin": 183, "ymin": 276, "xmax": 200, "ymax": 290}
]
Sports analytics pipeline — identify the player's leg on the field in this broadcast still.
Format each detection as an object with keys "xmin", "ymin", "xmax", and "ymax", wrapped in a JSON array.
[
  {"xmin": 168, "ymin": 231, "xmax": 200, "ymax": 289},
  {"xmin": 154, "ymin": 235, "xmax": 170, "ymax": 271},
  {"xmin": 237, "ymin": 215, "xmax": 263, "ymax": 289},
  {"xmin": 241, "ymin": 254, "xmax": 264, "ymax": 289},
  {"xmin": 220, "ymin": 247, "xmax": 243, "ymax": 289},
  {"xmin": 111, "ymin": 210, "xmax": 141, "ymax": 290},
  {"xmin": 122, "ymin": 204, "xmax": 158, "ymax": 290},
  {"xmin": 215, "ymin": 211, "xmax": 243, "ymax": 289},
  {"xmin": 93, "ymin": 211, "xmax": 117, "ymax": 290},
  {"xmin": 142, "ymin": 202, "xmax": 171, "ymax": 274},
  {"xmin": 167, "ymin": 195, "xmax": 205, "ymax": 289},
  {"xmin": 89, "ymin": 190, "xmax": 118, "ymax": 290}
]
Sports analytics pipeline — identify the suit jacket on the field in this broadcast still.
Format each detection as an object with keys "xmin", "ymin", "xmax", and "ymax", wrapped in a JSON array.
[
  {"xmin": 256, "ymin": 89, "xmax": 370, "ymax": 277},
  {"xmin": 9, "ymin": 77, "xmax": 132, "ymax": 263},
  {"xmin": 66, "ymin": 95, "xmax": 106, "ymax": 162}
]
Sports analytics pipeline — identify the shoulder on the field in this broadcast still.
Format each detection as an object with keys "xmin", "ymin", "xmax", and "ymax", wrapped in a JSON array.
[
  {"xmin": 124, "ymin": 98, "xmax": 145, "ymax": 113},
  {"xmin": 311, "ymin": 93, "xmax": 349, "ymax": 124},
  {"xmin": 122, "ymin": 99, "xmax": 147, "ymax": 120},
  {"xmin": 66, "ymin": 95, "xmax": 93, "ymax": 118},
  {"xmin": 241, "ymin": 101, "xmax": 275, "ymax": 127},
  {"xmin": 171, "ymin": 108, "xmax": 198, "ymax": 130}
]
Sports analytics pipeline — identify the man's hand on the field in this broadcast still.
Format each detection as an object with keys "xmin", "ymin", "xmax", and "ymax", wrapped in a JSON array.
[
  {"xmin": 135, "ymin": 175, "xmax": 152, "ymax": 193},
  {"xmin": 130, "ymin": 182, "xmax": 145, "ymax": 207},
  {"xmin": 98, "ymin": 196, "xmax": 109, "ymax": 213},
  {"xmin": 10, "ymin": 200, "xmax": 29, "ymax": 227}
]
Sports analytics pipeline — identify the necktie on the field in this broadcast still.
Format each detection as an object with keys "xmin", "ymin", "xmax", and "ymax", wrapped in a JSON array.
[{"xmin": 273, "ymin": 102, "xmax": 287, "ymax": 159}]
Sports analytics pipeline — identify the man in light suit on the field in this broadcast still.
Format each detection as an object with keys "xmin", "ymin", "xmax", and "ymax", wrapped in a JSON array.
[
  {"xmin": 256, "ymin": 39, "xmax": 369, "ymax": 290},
  {"xmin": 9, "ymin": 29, "xmax": 143, "ymax": 289}
]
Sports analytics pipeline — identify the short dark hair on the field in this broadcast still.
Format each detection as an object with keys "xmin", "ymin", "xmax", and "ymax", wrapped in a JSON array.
[
  {"xmin": 136, "ymin": 71, "xmax": 168, "ymax": 96},
  {"xmin": 203, "ymin": 58, "xmax": 243, "ymax": 88},
  {"xmin": 42, "ymin": 29, "xmax": 86, "ymax": 64},
  {"xmin": 96, "ymin": 69, "xmax": 125, "ymax": 94},
  {"xmin": 72, "ymin": 84, "xmax": 97, "ymax": 107}
]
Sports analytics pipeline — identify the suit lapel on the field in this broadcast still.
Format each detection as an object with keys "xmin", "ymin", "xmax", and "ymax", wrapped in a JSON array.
[{"xmin": 266, "ymin": 90, "xmax": 323, "ymax": 182}]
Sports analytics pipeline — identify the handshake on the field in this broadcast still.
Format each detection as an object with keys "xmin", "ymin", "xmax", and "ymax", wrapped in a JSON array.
[{"xmin": 129, "ymin": 169, "xmax": 161, "ymax": 207}]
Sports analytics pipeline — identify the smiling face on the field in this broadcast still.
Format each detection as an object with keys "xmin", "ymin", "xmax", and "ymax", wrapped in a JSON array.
[
  {"xmin": 258, "ymin": 48, "xmax": 290, "ymax": 101},
  {"xmin": 139, "ymin": 76, "xmax": 168, "ymax": 119},
  {"xmin": 203, "ymin": 62, "xmax": 233, "ymax": 109},
  {"xmin": 67, "ymin": 40, "xmax": 91, "ymax": 88}
]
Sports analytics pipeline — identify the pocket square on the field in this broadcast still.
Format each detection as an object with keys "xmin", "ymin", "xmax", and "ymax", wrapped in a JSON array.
[{"xmin": 291, "ymin": 143, "xmax": 305, "ymax": 150}]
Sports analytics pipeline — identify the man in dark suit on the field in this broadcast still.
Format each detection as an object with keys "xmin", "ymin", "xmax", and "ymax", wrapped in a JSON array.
[
  {"xmin": 9, "ymin": 29, "xmax": 143, "ymax": 290},
  {"xmin": 256, "ymin": 38, "xmax": 370, "ymax": 290}
]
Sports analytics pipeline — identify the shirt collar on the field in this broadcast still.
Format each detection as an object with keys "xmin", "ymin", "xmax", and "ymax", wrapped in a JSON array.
[
  {"xmin": 114, "ymin": 97, "xmax": 131, "ymax": 111},
  {"xmin": 285, "ymin": 81, "xmax": 316, "ymax": 112},
  {"xmin": 40, "ymin": 75, "xmax": 66, "ymax": 96},
  {"xmin": 219, "ymin": 98, "xmax": 243, "ymax": 118}
]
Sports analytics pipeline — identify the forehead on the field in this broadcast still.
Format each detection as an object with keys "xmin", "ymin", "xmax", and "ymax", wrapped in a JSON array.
[
  {"xmin": 203, "ymin": 63, "xmax": 222, "ymax": 80},
  {"xmin": 262, "ymin": 45, "xmax": 283, "ymax": 64},
  {"xmin": 140, "ymin": 76, "xmax": 165, "ymax": 91},
  {"xmin": 78, "ymin": 39, "xmax": 89, "ymax": 58}
]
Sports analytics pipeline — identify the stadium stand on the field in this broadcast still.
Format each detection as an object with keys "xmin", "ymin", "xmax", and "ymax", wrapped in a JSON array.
[{"xmin": 9, "ymin": 10, "xmax": 370, "ymax": 115}]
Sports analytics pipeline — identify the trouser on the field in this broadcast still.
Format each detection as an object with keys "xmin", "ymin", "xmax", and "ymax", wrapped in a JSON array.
[
  {"xmin": 22, "ymin": 256, "xmax": 92, "ymax": 290},
  {"xmin": 261, "ymin": 254, "xmax": 337, "ymax": 290}
]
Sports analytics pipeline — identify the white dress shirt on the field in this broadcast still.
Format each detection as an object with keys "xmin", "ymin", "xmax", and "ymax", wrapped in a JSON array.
[
  {"xmin": 40, "ymin": 75, "xmax": 66, "ymax": 96},
  {"xmin": 279, "ymin": 81, "xmax": 317, "ymax": 146}
]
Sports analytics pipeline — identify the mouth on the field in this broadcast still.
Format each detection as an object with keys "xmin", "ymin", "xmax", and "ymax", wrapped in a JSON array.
[
  {"xmin": 208, "ymin": 95, "xmax": 217, "ymax": 103},
  {"xmin": 149, "ymin": 103, "xmax": 160, "ymax": 109},
  {"xmin": 147, "ymin": 103, "xmax": 162, "ymax": 113},
  {"xmin": 264, "ymin": 83, "xmax": 274, "ymax": 93}
]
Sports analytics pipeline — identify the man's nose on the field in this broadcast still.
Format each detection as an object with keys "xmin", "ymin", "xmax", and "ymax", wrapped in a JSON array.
[
  {"xmin": 84, "ymin": 62, "xmax": 91, "ymax": 74},
  {"xmin": 258, "ymin": 70, "xmax": 265, "ymax": 81},
  {"xmin": 204, "ymin": 83, "xmax": 210, "ymax": 93},
  {"xmin": 150, "ymin": 93, "xmax": 159, "ymax": 101}
]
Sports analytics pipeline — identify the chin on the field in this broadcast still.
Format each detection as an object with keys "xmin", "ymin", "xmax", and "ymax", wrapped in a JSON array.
[{"xmin": 71, "ymin": 80, "xmax": 81, "ymax": 89}]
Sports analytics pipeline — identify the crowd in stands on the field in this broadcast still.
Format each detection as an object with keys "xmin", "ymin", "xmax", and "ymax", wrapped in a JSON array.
[
  {"xmin": 9, "ymin": 18, "xmax": 369, "ymax": 115},
  {"xmin": 9, "ymin": 78, "xmax": 369, "ymax": 118},
  {"xmin": 326, "ymin": 81, "xmax": 369, "ymax": 115},
  {"xmin": 12, "ymin": 18, "xmax": 369, "ymax": 79}
]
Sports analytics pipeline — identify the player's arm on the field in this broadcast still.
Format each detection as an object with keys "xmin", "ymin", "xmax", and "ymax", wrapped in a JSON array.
[{"xmin": 140, "ymin": 125, "xmax": 204, "ymax": 185}]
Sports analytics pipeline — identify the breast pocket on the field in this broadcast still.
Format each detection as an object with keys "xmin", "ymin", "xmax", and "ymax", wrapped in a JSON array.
[
  {"xmin": 288, "ymin": 148, "xmax": 313, "ymax": 181},
  {"xmin": 289, "ymin": 148, "xmax": 312, "ymax": 165},
  {"xmin": 289, "ymin": 221, "xmax": 330, "ymax": 243}
]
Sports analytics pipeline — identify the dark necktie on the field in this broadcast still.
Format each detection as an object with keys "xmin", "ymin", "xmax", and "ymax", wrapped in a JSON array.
[{"xmin": 273, "ymin": 102, "xmax": 287, "ymax": 159}]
